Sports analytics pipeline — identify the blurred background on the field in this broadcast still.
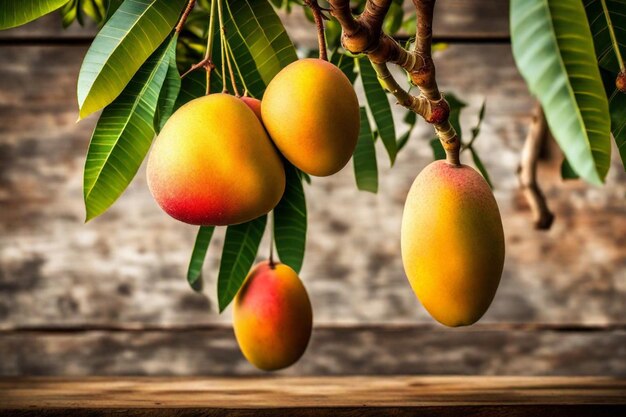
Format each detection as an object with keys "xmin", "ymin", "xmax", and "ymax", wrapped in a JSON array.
[{"xmin": 0, "ymin": 0, "xmax": 624, "ymax": 376}]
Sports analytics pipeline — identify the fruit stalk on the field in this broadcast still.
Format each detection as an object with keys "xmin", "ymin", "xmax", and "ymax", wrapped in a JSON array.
[
  {"xmin": 304, "ymin": 0, "xmax": 328, "ymax": 61},
  {"xmin": 518, "ymin": 103, "xmax": 554, "ymax": 230},
  {"xmin": 175, "ymin": 0, "xmax": 197, "ymax": 34},
  {"xmin": 329, "ymin": 0, "xmax": 460, "ymax": 166}
]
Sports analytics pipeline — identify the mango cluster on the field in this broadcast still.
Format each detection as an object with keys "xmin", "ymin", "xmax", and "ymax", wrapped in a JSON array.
[
  {"xmin": 147, "ymin": 58, "xmax": 359, "ymax": 226},
  {"xmin": 146, "ymin": 58, "xmax": 358, "ymax": 371}
]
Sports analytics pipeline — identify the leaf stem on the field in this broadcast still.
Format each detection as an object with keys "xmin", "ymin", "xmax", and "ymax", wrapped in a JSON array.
[
  {"xmin": 226, "ymin": 40, "xmax": 251, "ymax": 97},
  {"xmin": 217, "ymin": 0, "xmax": 227, "ymax": 93},
  {"xmin": 600, "ymin": 0, "xmax": 625, "ymax": 72},
  {"xmin": 204, "ymin": 0, "xmax": 218, "ymax": 94}
]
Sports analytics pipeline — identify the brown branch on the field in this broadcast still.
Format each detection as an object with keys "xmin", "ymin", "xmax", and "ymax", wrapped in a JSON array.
[
  {"xmin": 329, "ymin": 0, "xmax": 460, "ymax": 165},
  {"xmin": 518, "ymin": 103, "xmax": 554, "ymax": 230},
  {"xmin": 304, "ymin": 0, "xmax": 328, "ymax": 61},
  {"xmin": 175, "ymin": 0, "xmax": 197, "ymax": 34}
]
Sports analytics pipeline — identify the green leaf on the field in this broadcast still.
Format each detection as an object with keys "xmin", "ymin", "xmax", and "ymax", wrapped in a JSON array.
[
  {"xmin": 359, "ymin": 58, "xmax": 397, "ymax": 164},
  {"xmin": 331, "ymin": 51, "xmax": 357, "ymax": 84},
  {"xmin": 353, "ymin": 107, "xmax": 379, "ymax": 193},
  {"xmin": 397, "ymin": 110, "xmax": 418, "ymax": 152},
  {"xmin": 601, "ymin": 68, "xmax": 626, "ymax": 170},
  {"xmin": 469, "ymin": 147, "xmax": 493, "ymax": 189},
  {"xmin": 104, "ymin": 0, "xmax": 124, "ymax": 21},
  {"xmin": 584, "ymin": 0, "xmax": 626, "ymax": 74},
  {"xmin": 83, "ymin": 36, "xmax": 174, "ymax": 221},
  {"xmin": 187, "ymin": 226, "xmax": 216, "ymax": 292},
  {"xmin": 430, "ymin": 138, "xmax": 446, "ymax": 161},
  {"xmin": 224, "ymin": 0, "xmax": 297, "ymax": 97},
  {"xmin": 383, "ymin": 1, "xmax": 404, "ymax": 35},
  {"xmin": 561, "ymin": 156, "xmax": 580, "ymax": 180},
  {"xmin": 469, "ymin": 99, "xmax": 487, "ymax": 144},
  {"xmin": 154, "ymin": 39, "xmax": 180, "ymax": 133},
  {"xmin": 274, "ymin": 164, "xmax": 307, "ymax": 273},
  {"xmin": 77, "ymin": 0, "xmax": 187, "ymax": 119},
  {"xmin": 0, "ymin": 0, "xmax": 68, "ymax": 29},
  {"xmin": 217, "ymin": 215, "xmax": 267, "ymax": 312},
  {"xmin": 511, "ymin": 0, "xmax": 612, "ymax": 185},
  {"xmin": 60, "ymin": 0, "xmax": 79, "ymax": 28},
  {"xmin": 444, "ymin": 92, "xmax": 467, "ymax": 141}
]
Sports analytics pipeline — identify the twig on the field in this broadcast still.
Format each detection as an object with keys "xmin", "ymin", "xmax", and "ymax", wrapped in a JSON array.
[
  {"xmin": 329, "ymin": 0, "xmax": 460, "ymax": 165},
  {"xmin": 518, "ymin": 103, "xmax": 554, "ymax": 230},
  {"xmin": 304, "ymin": 0, "xmax": 328, "ymax": 61},
  {"xmin": 175, "ymin": 0, "xmax": 197, "ymax": 34}
]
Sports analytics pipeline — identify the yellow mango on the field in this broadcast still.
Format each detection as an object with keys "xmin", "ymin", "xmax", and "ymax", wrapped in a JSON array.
[
  {"xmin": 261, "ymin": 58, "xmax": 360, "ymax": 176},
  {"xmin": 401, "ymin": 161, "xmax": 505, "ymax": 327},
  {"xmin": 234, "ymin": 261, "xmax": 313, "ymax": 371},
  {"xmin": 147, "ymin": 93, "xmax": 285, "ymax": 226}
]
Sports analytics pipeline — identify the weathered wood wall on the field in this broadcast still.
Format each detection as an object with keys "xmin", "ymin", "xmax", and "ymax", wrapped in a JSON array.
[{"xmin": 0, "ymin": 0, "xmax": 624, "ymax": 376}]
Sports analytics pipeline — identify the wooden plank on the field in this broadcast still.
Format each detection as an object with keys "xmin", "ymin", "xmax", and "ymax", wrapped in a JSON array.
[
  {"xmin": 0, "ymin": 44, "xmax": 624, "ymax": 330},
  {"xmin": 0, "ymin": 376, "xmax": 624, "ymax": 417},
  {"xmin": 0, "ymin": 327, "xmax": 624, "ymax": 376},
  {"xmin": 0, "ymin": 0, "xmax": 509, "ymax": 43}
]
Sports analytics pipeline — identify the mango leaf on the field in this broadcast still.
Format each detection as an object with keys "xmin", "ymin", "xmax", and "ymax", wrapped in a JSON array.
[
  {"xmin": 187, "ymin": 226, "xmax": 216, "ymax": 292},
  {"xmin": 397, "ymin": 110, "xmax": 418, "ymax": 152},
  {"xmin": 584, "ymin": 0, "xmax": 626, "ymax": 74},
  {"xmin": 331, "ymin": 51, "xmax": 357, "ymax": 84},
  {"xmin": 561, "ymin": 157, "xmax": 580, "ymax": 180},
  {"xmin": 430, "ymin": 138, "xmax": 446, "ymax": 161},
  {"xmin": 0, "ymin": 0, "xmax": 68, "ymax": 29},
  {"xmin": 469, "ymin": 100, "xmax": 487, "ymax": 144},
  {"xmin": 469, "ymin": 148, "xmax": 493, "ymax": 189},
  {"xmin": 224, "ymin": 0, "xmax": 297, "ymax": 97},
  {"xmin": 511, "ymin": 0, "xmax": 612, "ymax": 185},
  {"xmin": 83, "ymin": 36, "xmax": 174, "ymax": 221},
  {"xmin": 218, "ymin": 215, "xmax": 267, "ymax": 312},
  {"xmin": 444, "ymin": 92, "xmax": 467, "ymax": 140},
  {"xmin": 105, "ymin": 0, "xmax": 124, "ymax": 21},
  {"xmin": 274, "ymin": 164, "xmax": 307, "ymax": 273},
  {"xmin": 601, "ymin": 68, "xmax": 626, "ymax": 170},
  {"xmin": 353, "ymin": 107, "xmax": 379, "ymax": 193},
  {"xmin": 77, "ymin": 0, "xmax": 187, "ymax": 119},
  {"xmin": 154, "ymin": 39, "xmax": 180, "ymax": 133},
  {"xmin": 359, "ymin": 58, "xmax": 397, "ymax": 164}
]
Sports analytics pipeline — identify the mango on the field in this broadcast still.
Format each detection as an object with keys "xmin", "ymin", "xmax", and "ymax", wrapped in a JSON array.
[
  {"xmin": 147, "ymin": 93, "xmax": 285, "ymax": 226},
  {"xmin": 401, "ymin": 161, "xmax": 505, "ymax": 327},
  {"xmin": 234, "ymin": 261, "xmax": 313, "ymax": 371},
  {"xmin": 240, "ymin": 96, "xmax": 262, "ymax": 121},
  {"xmin": 261, "ymin": 58, "xmax": 360, "ymax": 176}
]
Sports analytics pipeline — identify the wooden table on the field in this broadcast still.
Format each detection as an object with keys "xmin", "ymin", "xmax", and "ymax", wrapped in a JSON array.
[{"xmin": 0, "ymin": 376, "xmax": 624, "ymax": 416}]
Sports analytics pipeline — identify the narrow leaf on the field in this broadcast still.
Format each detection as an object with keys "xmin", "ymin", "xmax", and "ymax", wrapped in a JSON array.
[
  {"xmin": 77, "ymin": 0, "xmax": 187, "ymax": 119},
  {"xmin": 224, "ymin": 0, "xmax": 297, "ymax": 97},
  {"xmin": 359, "ymin": 58, "xmax": 397, "ymax": 164},
  {"xmin": 511, "ymin": 0, "xmax": 612, "ymax": 185},
  {"xmin": 274, "ymin": 164, "xmax": 307, "ymax": 273},
  {"xmin": 584, "ymin": 0, "xmax": 626, "ymax": 73},
  {"xmin": 218, "ymin": 215, "xmax": 267, "ymax": 312},
  {"xmin": 561, "ymin": 157, "xmax": 580, "ymax": 180},
  {"xmin": 83, "ymin": 36, "xmax": 174, "ymax": 221},
  {"xmin": 469, "ymin": 147, "xmax": 493, "ymax": 189},
  {"xmin": 154, "ymin": 38, "xmax": 181, "ymax": 133},
  {"xmin": 430, "ymin": 138, "xmax": 446, "ymax": 161},
  {"xmin": 187, "ymin": 226, "xmax": 216, "ymax": 292},
  {"xmin": 331, "ymin": 52, "xmax": 357, "ymax": 84},
  {"xmin": 601, "ymin": 68, "xmax": 626, "ymax": 170},
  {"xmin": 397, "ymin": 110, "xmax": 418, "ymax": 152},
  {"xmin": 0, "ymin": 0, "xmax": 68, "ymax": 29},
  {"xmin": 353, "ymin": 107, "xmax": 379, "ymax": 193}
]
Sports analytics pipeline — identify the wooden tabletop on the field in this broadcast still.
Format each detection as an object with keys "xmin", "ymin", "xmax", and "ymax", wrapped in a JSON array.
[{"xmin": 0, "ymin": 376, "xmax": 624, "ymax": 416}]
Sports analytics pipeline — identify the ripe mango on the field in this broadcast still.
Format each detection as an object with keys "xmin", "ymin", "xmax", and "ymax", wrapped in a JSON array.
[
  {"xmin": 261, "ymin": 58, "xmax": 360, "ymax": 176},
  {"xmin": 240, "ymin": 96, "xmax": 262, "ymax": 121},
  {"xmin": 401, "ymin": 161, "xmax": 505, "ymax": 327},
  {"xmin": 234, "ymin": 261, "xmax": 313, "ymax": 371},
  {"xmin": 147, "ymin": 93, "xmax": 285, "ymax": 226}
]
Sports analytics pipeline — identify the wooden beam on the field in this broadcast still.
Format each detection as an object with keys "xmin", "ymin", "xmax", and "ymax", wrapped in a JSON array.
[{"xmin": 0, "ymin": 376, "xmax": 624, "ymax": 416}]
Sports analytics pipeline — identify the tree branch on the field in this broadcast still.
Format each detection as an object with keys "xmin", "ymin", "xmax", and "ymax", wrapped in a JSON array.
[
  {"xmin": 518, "ymin": 103, "xmax": 554, "ymax": 230},
  {"xmin": 329, "ymin": 0, "xmax": 460, "ymax": 165},
  {"xmin": 175, "ymin": 0, "xmax": 197, "ymax": 34}
]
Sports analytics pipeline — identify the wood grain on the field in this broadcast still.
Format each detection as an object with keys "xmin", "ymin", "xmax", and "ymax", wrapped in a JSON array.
[
  {"xmin": 1, "ymin": 326, "xmax": 624, "ymax": 376},
  {"xmin": 0, "ymin": 376, "xmax": 624, "ymax": 417}
]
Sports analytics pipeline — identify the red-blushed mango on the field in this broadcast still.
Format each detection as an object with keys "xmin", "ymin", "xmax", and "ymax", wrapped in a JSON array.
[
  {"xmin": 240, "ymin": 96, "xmax": 262, "ymax": 121},
  {"xmin": 147, "ymin": 94, "xmax": 285, "ymax": 226},
  {"xmin": 401, "ymin": 161, "xmax": 505, "ymax": 327},
  {"xmin": 233, "ymin": 261, "xmax": 313, "ymax": 371},
  {"xmin": 261, "ymin": 58, "xmax": 359, "ymax": 177}
]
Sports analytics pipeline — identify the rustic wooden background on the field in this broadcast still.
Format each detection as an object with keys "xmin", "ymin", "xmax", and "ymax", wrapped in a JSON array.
[{"xmin": 0, "ymin": 0, "xmax": 624, "ymax": 376}]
